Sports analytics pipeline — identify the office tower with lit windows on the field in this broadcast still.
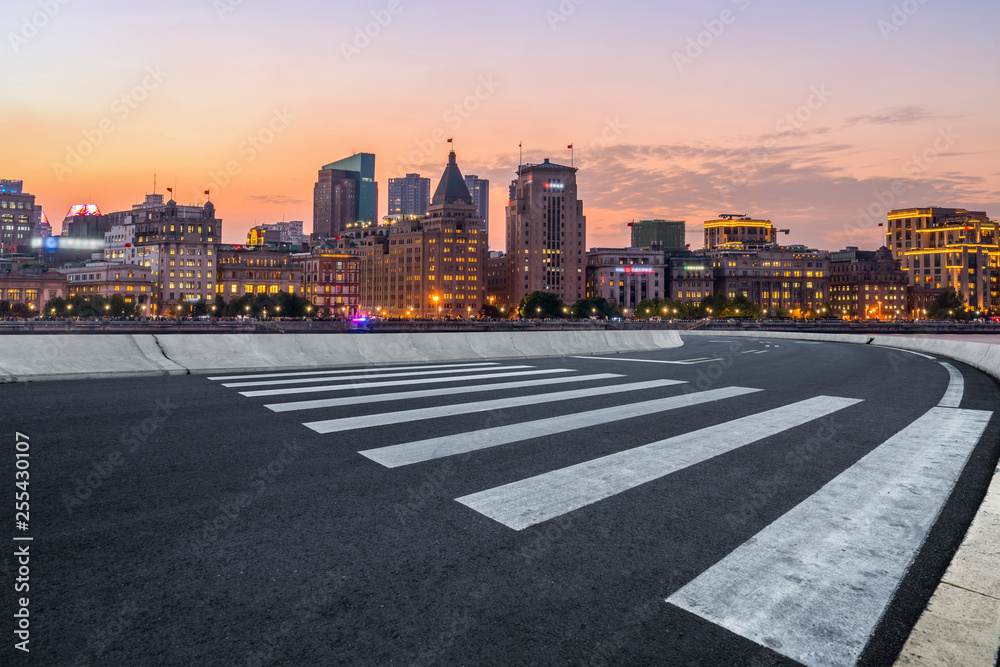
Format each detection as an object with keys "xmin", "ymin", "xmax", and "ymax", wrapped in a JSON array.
[
  {"xmin": 313, "ymin": 153, "xmax": 377, "ymax": 239},
  {"xmin": 387, "ymin": 173, "xmax": 431, "ymax": 218},
  {"xmin": 463, "ymin": 174, "xmax": 489, "ymax": 233},
  {"xmin": 703, "ymin": 215, "xmax": 779, "ymax": 249},
  {"xmin": 0, "ymin": 180, "xmax": 37, "ymax": 255},
  {"xmin": 505, "ymin": 158, "xmax": 587, "ymax": 306},
  {"xmin": 886, "ymin": 207, "xmax": 999, "ymax": 312}
]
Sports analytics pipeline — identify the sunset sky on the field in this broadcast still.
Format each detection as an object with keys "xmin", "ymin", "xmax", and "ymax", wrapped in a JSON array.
[{"xmin": 3, "ymin": 0, "xmax": 998, "ymax": 251}]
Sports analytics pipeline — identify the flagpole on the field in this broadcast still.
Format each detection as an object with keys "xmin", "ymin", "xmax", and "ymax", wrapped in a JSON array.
[{"xmin": 518, "ymin": 141, "xmax": 523, "ymax": 174}]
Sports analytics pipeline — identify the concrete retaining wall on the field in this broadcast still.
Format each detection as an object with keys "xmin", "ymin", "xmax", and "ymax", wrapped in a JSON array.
[
  {"xmin": 0, "ymin": 330, "xmax": 684, "ymax": 382},
  {"xmin": 681, "ymin": 329, "xmax": 877, "ymax": 345}
]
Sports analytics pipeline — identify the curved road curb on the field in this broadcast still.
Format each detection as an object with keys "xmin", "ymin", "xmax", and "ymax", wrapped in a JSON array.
[{"xmin": 682, "ymin": 330, "xmax": 1000, "ymax": 666}]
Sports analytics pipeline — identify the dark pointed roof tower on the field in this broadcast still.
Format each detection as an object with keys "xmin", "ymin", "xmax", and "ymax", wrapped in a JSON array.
[{"xmin": 432, "ymin": 151, "xmax": 474, "ymax": 206}]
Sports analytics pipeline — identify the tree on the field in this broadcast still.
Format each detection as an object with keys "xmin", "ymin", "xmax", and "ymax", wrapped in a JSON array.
[
  {"xmin": 518, "ymin": 291, "xmax": 564, "ymax": 319},
  {"xmin": 635, "ymin": 298, "xmax": 662, "ymax": 319},
  {"xmin": 930, "ymin": 288, "xmax": 968, "ymax": 320},
  {"xmin": 0, "ymin": 300, "xmax": 10, "ymax": 317},
  {"xmin": 730, "ymin": 295, "xmax": 761, "ymax": 318},
  {"xmin": 190, "ymin": 299, "xmax": 209, "ymax": 317},
  {"xmin": 570, "ymin": 297, "xmax": 620, "ymax": 319},
  {"xmin": 478, "ymin": 304, "xmax": 502, "ymax": 319},
  {"xmin": 107, "ymin": 295, "xmax": 135, "ymax": 318},
  {"xmin": 10, "ymin": 302, "xmax": 32, "ymax": 319},
  {"xmin": 43, "ymin": 296, "xmax": 66, "ymax": 318},
  {"xmin": 271, "ymin": 291, "xmax": 313, "ymax": 318}
]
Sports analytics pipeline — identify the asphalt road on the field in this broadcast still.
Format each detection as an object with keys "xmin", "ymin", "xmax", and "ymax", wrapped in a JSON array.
[{"xmin": 2, "ymin": 336, "xmax": 999, "ymax": 666}]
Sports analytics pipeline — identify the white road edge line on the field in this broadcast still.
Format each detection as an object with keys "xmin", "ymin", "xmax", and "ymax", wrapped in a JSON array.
[
  {"xmin": 458, "ymin": 395, "xmax": 862, "ymax": 531},
  {"xmin": 886, "ymin": 347, "xmax": 936, "ymax": 360},
  {"xmin": 938, "ymin": 362, "xmax": 964, "ymax": 408},
  {"xmin": 570, "ymin": 355, "xmax": 724, "ymax": 365},
  {"xmin": 667, "ymin": 405, "xmax": 993, "ymax": 667}
]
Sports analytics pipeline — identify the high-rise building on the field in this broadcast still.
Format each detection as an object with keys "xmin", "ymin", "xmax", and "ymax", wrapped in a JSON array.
[
  {"xmin": 885, "ymin": 207, "xmax": 998, "ymax": 311},
  {"xmin": 313, "ymin": 153, "xmax": 377, "ymax": 239},
  {"xmin": 703, "ymin": 215, "xmax": 779, "ymax": 249},
  {"xmin": 464, "ymin": 174, "xmax": 489, "ymax": 233},
  {"xmin": 505, "ymin": 158, "xmax": 587, "ymax": 305},
  {"xmin": 129, "ymin": 197, "xmax": 222, "ymax": 314},
  {"xmin": 387, "ymin": 173, "xmax": 431, "ymax": 218},
  {"xmin": 0, "ymin": 180, "xmax": 36, "ymax": 254},
  {"xmin": 829, "ymin": 246, "xmax": 908, "ymax": 320},
  {"xmin": 329, "ymin": 151, "xmax": 486, "ymax": 318},
  {"xmin": 631, "ymin": 219, "xmax": 686, "ymax": 251}
]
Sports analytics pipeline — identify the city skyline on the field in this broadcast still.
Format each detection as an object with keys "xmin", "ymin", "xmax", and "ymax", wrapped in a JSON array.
[{"xmin": 4, "ymin": 0, "xmax": 998, "ymax": 252}]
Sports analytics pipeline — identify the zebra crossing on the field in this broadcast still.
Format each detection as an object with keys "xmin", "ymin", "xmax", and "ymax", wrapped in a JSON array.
[{"xmin": 208, "ymin": 358, "xmax": 992, "ymax": 667}]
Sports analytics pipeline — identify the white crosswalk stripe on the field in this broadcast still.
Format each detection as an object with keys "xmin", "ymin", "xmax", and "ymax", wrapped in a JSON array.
[
  {"xmin": 359, "ymin": 386, "xmax": 762, "ymax": 468},
  {"xmin": 265, "ymin": 373, "xmax": 625, "ymax": 412},
  {"xmin": 457, "ymin": 396, "xmax": 862, "ymax": 531},
  {"xmin": 667, "ymin": 405, "xmax": 993, "ymax": 667},
  {"xmin": 238, "ymin": 368, "xmax": 575, "ymax": 398},
  {"xmin": 221, "ymin": 365, "xmax": 535, "ymax": 388},
  {"xmin": 207, "ymin": 362, "xmax": 501, "ymax": 381},
  {"xmin": 303, "ymin": 379, "xmax": 685, "ymax": 434}
]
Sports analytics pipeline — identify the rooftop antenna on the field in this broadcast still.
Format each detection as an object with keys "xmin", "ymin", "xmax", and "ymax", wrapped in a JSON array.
[
  {"xmin": 153, "ymin": 173, "xmax": 157, "ymax": 194},
  {"xmin": 518, "ymin": 141, "xmax": 523, "ymax": 175}
]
